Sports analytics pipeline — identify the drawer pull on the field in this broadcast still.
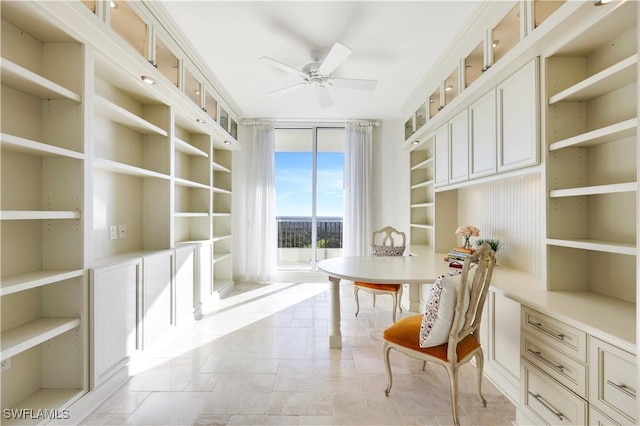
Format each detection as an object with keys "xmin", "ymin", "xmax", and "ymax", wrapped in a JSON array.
[
  {"xmin": 527, "ymin": 349, "xmax": 564, "ymax": 373},
  {"xmin": 529, "ymin": 320, "xmax": 565, "ymax": 341},
  {"xmin": 606, "ymin": 380, "xmax": 637, "ymax": 399},
  {"xmin": 529, "ymin": 392, "xmax": 564, "ymax": 421}
]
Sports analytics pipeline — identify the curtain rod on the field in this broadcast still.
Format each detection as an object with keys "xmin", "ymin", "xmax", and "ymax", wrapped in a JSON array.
[{"xmin": 242, "ymin": 118, "xmax": 380, "ymax": 127}]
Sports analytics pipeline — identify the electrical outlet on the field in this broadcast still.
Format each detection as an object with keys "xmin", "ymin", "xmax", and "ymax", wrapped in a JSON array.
[
  {"xmin": 118, "ymin": 224, "xmax": 127, "ymax": 239},
  {"xmin": 109, "ymin": 225, "xmax": 117, "ymax": 240},
  {"xmin": 1, "ymin": 358, "xmax": 11, "ymax": 371}
]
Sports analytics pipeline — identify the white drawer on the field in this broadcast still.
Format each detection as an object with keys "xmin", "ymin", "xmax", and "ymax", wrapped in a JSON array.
[
  {"xmin": 589, "ymin": 405, "xmax": 621, "ymax": 426},
  {"xmin": 588, "ymin": 336, "xmax": 637, "ymax": 425},
  {"xmin": 521, "ymin": 359, "xmax": 587, "ymax": 425},
  {"xmin": 522, "ymin": 330, "xmax": 587, "ymax": 398},
  {"xmin": 522, "ymin": 307, "xmax": 587, "ymax": 362}
]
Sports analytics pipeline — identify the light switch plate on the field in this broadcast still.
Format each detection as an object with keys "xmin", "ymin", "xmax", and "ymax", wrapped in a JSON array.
[
  {"xmin": 109, "ymin": 225, "xmax": 117, "ymax": 240},
  {"xmin": 118, "ymin": 224, "xmax": 127, "ymax": 239}
]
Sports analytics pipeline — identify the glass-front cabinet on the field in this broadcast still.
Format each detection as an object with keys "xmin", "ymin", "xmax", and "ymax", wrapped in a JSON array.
[
  {"xmin": 204, "ymin": 88, "xmax": 218, "ymax": 122},
  {"xmin": 490, "ymin": 2, "xmax": 520, "ymax": 66},
  {"xmin": 444, "ymin": 68, "xmax": 459, "ymax": 107},
  {"xmin": 155, "ymin": 36, "xmax": 179, "ymax": 87},
  {"xmin": 184, "ymin": 67, "xmax": 202, "ymax": 108},
  {"xmin": 464, "ymin": 41, "xmax": 484, "ymax": 88},
  {"xmin": 110, "ymin": 1, "xmax": 148, "ymax": 58},
  {"xmin": 429, "ymin": 87, "xmax": 441, "ymax": 119}
]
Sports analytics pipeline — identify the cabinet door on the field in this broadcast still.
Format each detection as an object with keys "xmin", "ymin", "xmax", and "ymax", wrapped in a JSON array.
[
  {"xmin": 90, "ymin": 259, "xmax": 141, "ymax": 388},
  {"xmin": 588, "ymin": 337, "xmax": 637, "ymax": 425},
  {"xmin": 469, "ymin": 89, "xmax": 497, "ymax": 178},
  {"xmin": 174, "ymin": 245, "xmax": 196, "ymax": 326},
  {"xmin": 449, "ymin": 109, "xmax": 469, "ymax": 183},
  {"xmin": 434, "ymin": 124, "xmax": 449, "ymax": 187},
  {"xmin": 486, "ymin": 291, "xmax": 521, "ymax": 402},
  {"xmin": 142, "ymin": 251, "xmax": 174, "ymax": 349},
  {"xmin": 497, "ymin": 58, "xmax": 539, "ymax": 172}
]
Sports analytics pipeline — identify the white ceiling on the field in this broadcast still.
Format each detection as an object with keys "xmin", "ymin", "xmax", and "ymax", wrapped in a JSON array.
[{"xmin": 161, "ymin": 1, "xmax": 481, "ymax": 121}]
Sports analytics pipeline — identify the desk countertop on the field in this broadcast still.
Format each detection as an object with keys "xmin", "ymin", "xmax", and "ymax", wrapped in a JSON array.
[
  {"xmin": 416, "ymin": 246, "xmax": 637, "ymax": 354},
  {"xmin": 321, "ymin": 245, "xmax": 636, "ymax": 353}
]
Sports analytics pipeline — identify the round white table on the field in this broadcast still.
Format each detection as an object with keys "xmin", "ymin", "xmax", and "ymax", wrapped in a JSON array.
[{"xmin": 318, "ymin": 251, "xmax": 454, "ymax": 348}]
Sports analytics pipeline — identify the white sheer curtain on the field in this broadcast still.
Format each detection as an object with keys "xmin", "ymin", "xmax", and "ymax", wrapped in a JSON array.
[
  {"xmin": 343, "ymin": 122, "xmax": 372, "ymax": 256},
  {"xmin": 245, "ymin": 122, "xmax": 277, "ymax": 283}
]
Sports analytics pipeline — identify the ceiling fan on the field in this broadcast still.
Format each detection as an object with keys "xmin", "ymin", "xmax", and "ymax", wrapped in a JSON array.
[{"xmin": 259, "ymin": 42, "xmax": 377, "ymax": 108}]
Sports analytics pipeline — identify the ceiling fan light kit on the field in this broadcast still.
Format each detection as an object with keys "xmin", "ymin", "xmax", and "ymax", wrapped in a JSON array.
[{"xmin": 260, "ymin": 42, "xmax": 378, "ymax": 108}]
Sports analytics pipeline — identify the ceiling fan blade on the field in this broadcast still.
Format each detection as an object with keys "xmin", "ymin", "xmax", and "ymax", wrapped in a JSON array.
[
  {"xmin": 315, "ymin": 85, "xmax": 334, "ymax": 108},
  {"xmin": 330, "ymin": 78, "xmax": 377, "ymax": 91},
  {"xmin": 259, "ymin": 56, "xmax": 307, "ymax": 79},
  {"xmin": 266, "ymin": 82, "xmax": 307, "ymax": 96},
  {"xmin": 318, "ymin": 42, "xmax": 352, "ymax": 75}
]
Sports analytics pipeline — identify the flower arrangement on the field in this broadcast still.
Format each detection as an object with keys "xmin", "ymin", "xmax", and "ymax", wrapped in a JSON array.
[
  {"xmin": 475, "ymin": 238, "xmax": 504, "ymax": 253},
  {"xmin": 455, "ymin": 225, "xmax": 480, "ymax": 250}
]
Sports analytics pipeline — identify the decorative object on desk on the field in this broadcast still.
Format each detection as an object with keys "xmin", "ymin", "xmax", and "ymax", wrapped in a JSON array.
[
  {"xmin": 474, "ymin": 238, "xmax": 503, "ymax": 253},
  {"xmin": 455, "ymin": 225, "xmax": 480, "ymax": 250}
]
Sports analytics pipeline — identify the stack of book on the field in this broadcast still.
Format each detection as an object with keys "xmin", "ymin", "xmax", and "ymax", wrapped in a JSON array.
[{"xmin": 445, "ymin": 247, "xmax": 475, "ymax": 268}]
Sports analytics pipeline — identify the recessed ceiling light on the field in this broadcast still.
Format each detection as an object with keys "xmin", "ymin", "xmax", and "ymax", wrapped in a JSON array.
[
  {"xmin": 445, "ymin": 85, "xmax": 453, "ymax": 92},
  {"xmin": 594, "ymin": 0, "xmax": 613, "ymax": 4},
  {"xmin": 492, "ymin": 40, "xmax": 500, "ymax": 47},
  {"xmin": 196, "ymin": 118, "xmax": 206, "ymax": 124},
  {"xmin": 223, "ymin": 140, "xmax": 232, "ymax": 145},
  {"xmin": 110, "ymin": 1, "xmax": 118, "ymax": 8},
  {"xmin": 412, "ymin": 140, "xmax": 420, "ymax": 145},
  {"xmin": 140, "ymin": 75, "xmax": 156, "ymax": 85}
]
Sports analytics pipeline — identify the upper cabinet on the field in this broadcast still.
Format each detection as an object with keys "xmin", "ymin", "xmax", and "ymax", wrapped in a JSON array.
[
  {"xmin": 489, "ymin": 2, "xmax": 521, "ymax": 67},
  {"xmin": 497, "ymin": 58, "xmax": 539, "ymax": 172},
  {"xmin": 110, "ymin": 1, "xmax": 148, "ymax": 58},
  {"xmin": 464, "ymin": 41, "xmax": 485, "ymax": 88},
  {"xmin": 469, "ymin": 89, "xmax": 497, "ymax": 178},
  {"xmin": 449, "ymin": 109, "xmax": 469, "ymax": 183}
]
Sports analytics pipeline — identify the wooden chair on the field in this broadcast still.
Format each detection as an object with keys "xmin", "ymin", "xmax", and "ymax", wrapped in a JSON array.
[
  {"xmin": 382, "ymin": 243, "xmax": 496, "ymax": 426},
  {"xmin": 354, "ymin": 226, "xmax": 406, "ymax": 323}
]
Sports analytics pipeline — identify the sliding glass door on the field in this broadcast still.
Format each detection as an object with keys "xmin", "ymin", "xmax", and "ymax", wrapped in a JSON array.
[{"xmin": 275, "ymin": 127, "xmax": 345, "ymax": 271}]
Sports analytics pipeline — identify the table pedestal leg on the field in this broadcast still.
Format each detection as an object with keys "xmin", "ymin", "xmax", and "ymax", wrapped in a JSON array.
[{"xmin": 328, "ymin": 276, "xmax": 342, "ymax": 348}]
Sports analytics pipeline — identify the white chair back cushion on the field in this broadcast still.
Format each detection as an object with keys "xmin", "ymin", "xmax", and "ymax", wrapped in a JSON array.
[{"xmin": 419, "ymin": 268, "xmax": 474, "ymax": 348}]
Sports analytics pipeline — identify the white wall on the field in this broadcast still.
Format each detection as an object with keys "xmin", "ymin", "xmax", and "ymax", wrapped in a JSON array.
[{"xmin": 371, "ymin": 120, "xmax": 410, "ymax": 234}]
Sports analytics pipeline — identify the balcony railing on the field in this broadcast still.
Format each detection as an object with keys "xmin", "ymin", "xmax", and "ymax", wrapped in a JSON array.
[{"xmin": 277, "ymin": 217, "xmax": 343, "ymax": 248}]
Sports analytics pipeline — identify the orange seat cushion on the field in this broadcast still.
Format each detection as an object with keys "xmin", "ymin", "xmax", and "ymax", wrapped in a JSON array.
[
  {"xmin": 355, "ymin": 282, "xmax": 401, "ymax": 292},
  {"xmin": 383, "ymin": 315, "xmax": 480, "ymax": 361}
]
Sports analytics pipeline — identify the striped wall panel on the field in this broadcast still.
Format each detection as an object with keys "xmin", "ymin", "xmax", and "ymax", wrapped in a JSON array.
[{"xmin": 457, "ymin": 173, "xmax": 543, "ymax": 276}]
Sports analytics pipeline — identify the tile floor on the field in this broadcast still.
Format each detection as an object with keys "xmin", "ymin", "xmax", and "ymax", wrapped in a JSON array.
[{"xmin": 81, "ymin": 280, "xmax": 516, "ymax": 425}]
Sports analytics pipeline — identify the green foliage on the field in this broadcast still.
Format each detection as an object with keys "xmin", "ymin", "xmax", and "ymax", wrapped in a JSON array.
[{"xmin": 475, "ymin": 238, "xmax": 503, "ymax": 252}]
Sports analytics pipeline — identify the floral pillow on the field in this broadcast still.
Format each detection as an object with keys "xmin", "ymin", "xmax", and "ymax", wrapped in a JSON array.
[{"xmin": 419, "ymin": 267, "xmax": 474, "ymax": 348}]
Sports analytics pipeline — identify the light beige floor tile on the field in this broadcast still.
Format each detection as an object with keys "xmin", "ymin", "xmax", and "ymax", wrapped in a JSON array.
[
  {"xmin": 123, "ymin": 391, "xmax": 209, "ymax": 425},
  {"xmin": 79, "ymin": 413, "xmax": 129, "ymax": 425},
  {"xmin": 267, "ymin": 391, "xmax": 333, "ymax": 416},
  {"xmin": 122, "ymin": 357, "xmax": 207, "ymax": 392},
  {"xmin": 200, "ymin": 374, "xmax": 275, "ymax": 415},
  {"xmin": 333, "ymin": 391, "xmax": 403, "ymax": 425},
  {"xmin": 93, "ymin": 390, "xmax": 150, "ymax": 414}
]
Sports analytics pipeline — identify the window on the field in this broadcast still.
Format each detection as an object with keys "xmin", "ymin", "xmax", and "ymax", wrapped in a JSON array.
[{"xmin": 275, "ymin": 127, "xmax": 345, "ymax": 271}]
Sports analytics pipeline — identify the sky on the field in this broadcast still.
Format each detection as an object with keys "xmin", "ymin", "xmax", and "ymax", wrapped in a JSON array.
[{"xmin": 275, "ymin": 152, "xmax": 344, "ymax": 217}]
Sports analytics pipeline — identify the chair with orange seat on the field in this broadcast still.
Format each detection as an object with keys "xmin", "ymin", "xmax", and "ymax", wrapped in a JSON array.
[
  {"xmin": 354, "ymin": 226, "xmax": 406, "ymax": 323},
  {"xmin": 382, "ymin": 242, "xmax": 495, "ymax": 426}
]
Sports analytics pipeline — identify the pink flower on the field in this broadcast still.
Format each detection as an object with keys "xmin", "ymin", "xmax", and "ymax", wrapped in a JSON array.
[{"xmin": 455, "ymin": 225, "xmax": 480, "ymax": 237}]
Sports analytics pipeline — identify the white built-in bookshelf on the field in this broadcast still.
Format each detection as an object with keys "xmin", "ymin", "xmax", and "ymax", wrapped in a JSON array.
[{"xmin": 1, "ymin": 0, "xmax": 239, "ymax": 419}]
